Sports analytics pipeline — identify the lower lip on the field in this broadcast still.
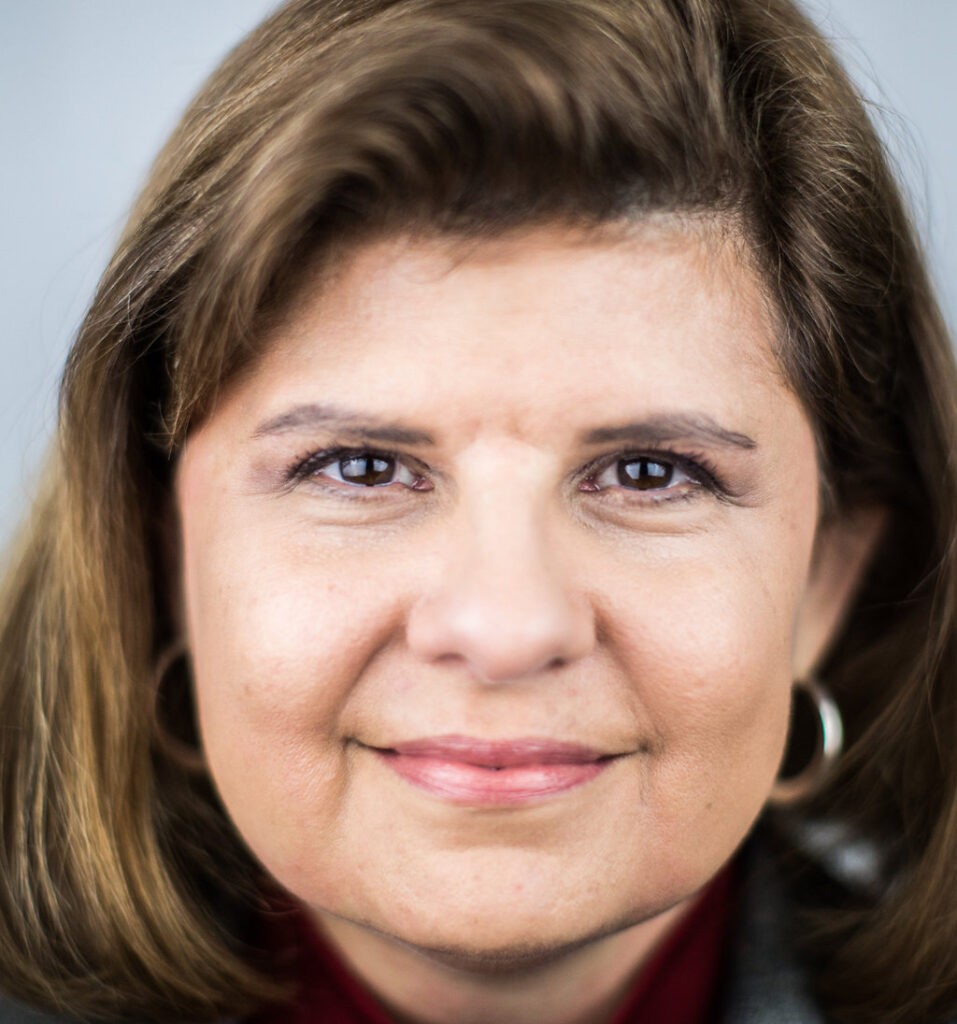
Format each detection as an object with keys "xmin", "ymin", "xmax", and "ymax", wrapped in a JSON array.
[{"xmin": 376, "ymin": 751, "xmax": 611, "ymax": 804}]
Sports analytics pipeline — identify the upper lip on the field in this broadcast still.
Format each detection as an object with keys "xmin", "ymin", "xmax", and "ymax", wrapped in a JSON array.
[{"xmin": 381, "ymin": 735, "xmax": 613, "ymax": 767}]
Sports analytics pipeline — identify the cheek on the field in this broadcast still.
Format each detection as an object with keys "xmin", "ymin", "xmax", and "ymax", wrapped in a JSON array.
[
  {"xmin": 185, "ymin": 522, "xmax": 394, "ymax": 697},
  {"xmin": 179, "ymin": 514, "xmax": 407, "ymax": 826},
  {"xmin": 596, "ymin": 529, "xmax": 800, "ymax": 843}
]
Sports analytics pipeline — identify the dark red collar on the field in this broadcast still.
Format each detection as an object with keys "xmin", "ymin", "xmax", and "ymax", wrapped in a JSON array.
[{"xmin": 608, "ymin": 864, "xmax": 733, "ymax": 1024}]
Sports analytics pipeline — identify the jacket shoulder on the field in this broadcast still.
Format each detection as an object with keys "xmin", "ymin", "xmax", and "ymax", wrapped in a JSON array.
[{"xmin": 721, "ymin": 841, "xmax": 825, "ymax": 1024}]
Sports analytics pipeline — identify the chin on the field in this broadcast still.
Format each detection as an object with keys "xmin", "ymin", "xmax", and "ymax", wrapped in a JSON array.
[
  {"xmin": 348, "ymin": 888, "xmax": 673, "ymax": 973},
  {"xmin": 389, "ymin": 930, "xmax": 619, "ymax": 974}
]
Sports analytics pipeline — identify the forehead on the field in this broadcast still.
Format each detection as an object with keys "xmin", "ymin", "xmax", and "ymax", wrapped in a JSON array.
[{"xmin": 211, "ymin": 220, "xmax": 787, "ymax": 443}]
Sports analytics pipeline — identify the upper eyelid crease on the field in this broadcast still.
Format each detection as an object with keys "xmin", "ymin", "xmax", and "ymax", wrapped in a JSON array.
[
  {"xmin": 580, "ymin": 444, "xmax": 718, "ymax": 479},
  {"xmin": 294, "ymin": 446, "xmax": 426, "ymax": 472}
]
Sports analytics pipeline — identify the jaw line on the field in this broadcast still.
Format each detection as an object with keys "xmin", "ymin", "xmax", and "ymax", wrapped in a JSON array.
[{"xmin": 317, "ymin": 902, "xmax": 661, "ymax": 978}]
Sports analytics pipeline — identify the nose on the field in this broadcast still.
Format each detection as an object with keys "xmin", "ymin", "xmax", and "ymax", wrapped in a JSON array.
[{"xmin": 406, "ymin": 501, "xmax": 596, "ymax": 684}]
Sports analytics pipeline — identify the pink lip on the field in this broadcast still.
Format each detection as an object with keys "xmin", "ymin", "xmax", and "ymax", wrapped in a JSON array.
[{"xmin": 373, "ymin": 735, "xmax": 618, "ymax": 805}]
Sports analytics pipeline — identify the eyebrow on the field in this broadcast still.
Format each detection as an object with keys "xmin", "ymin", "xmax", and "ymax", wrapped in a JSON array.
[
  {"xmin": 252, "ymin": 403, "xmax": 756, "ymax": 452},
  {"xmin": 252, "ymin": 403, "xmax": 436, "ymax": 446},
  {"xmin": 580, "ymin": 414, "xmax": 757, "ymax": 451}
]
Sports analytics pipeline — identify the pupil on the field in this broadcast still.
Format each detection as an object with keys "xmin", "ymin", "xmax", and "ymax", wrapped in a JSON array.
[
  {"xmin": 339, "ymin": 455, "xmax": 395, "ymax": 486},
  {"xmin": 617, "ymin": 458, "xmax": 673, "ymax": 490}
]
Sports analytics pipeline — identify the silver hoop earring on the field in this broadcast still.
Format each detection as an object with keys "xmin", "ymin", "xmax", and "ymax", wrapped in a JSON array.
[
  {"xmin": 150, "ymin": 641, "xmax": 206, "ymax": 773},
  {"xmin": 769, "ymin": 677, "xmax": 843, "ymax": 806}
]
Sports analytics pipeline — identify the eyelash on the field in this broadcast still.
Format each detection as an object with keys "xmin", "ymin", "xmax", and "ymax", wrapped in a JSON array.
[
  {"xmin": 285, "ymin": 446, "xmax": 728, "ymax": 505},
  {"xmin": 580, "ymin": 448, "xmax": 724, "ymax": 503},
  {"xmin": 287, "ymin": 447, "xmax": 432, "ymax": 494}
]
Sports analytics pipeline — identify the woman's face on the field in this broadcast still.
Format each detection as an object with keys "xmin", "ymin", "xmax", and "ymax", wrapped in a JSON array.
[{"xmin": 176, "ymin": 222, "xmax": 867, "ymax": 958}]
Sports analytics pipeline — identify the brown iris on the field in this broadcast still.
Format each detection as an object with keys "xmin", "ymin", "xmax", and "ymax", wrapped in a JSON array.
[
  {"xmin": 617, "ymin": 458, "xmax": 673, "ymax": 490},
  {"xmin": 339, "ymin": 455, "xmax": 396, "ymax": 486}
]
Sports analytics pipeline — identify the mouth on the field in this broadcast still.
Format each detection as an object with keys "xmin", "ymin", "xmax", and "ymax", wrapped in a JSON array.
[{"xmin": 370, "ymin": 735, "xmax": 623, "ymax": 805}]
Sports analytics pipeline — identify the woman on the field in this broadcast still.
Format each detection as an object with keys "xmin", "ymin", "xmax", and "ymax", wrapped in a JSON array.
[{"xmin": 1, "ymin": 0, "xmax": 955, "ymax": 1022}]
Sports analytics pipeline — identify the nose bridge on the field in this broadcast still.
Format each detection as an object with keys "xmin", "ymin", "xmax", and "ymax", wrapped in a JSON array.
[{"xmin": 406, "ymin": 449, "xmax": 595, "ymax": 683}]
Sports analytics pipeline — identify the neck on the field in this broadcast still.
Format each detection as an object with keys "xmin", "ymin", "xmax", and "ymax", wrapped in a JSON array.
[{"xmin": 312, "ymin": 901, "xmax": 693, "ymax": 1024}]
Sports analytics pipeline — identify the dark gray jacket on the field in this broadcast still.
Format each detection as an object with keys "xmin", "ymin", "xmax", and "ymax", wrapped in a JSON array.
[{"xmin": 0, "ymin": 850, "xmax": 826, "ymax": 1024}]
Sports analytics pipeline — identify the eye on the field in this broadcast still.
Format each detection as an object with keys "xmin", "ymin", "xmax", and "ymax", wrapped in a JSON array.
[
  {"xmin": 296, "ymin": 449, "xmax": 430, "ymax": 490},
  {"xmin": 327, "ymin": 453, "xmax": 403, "ymax": 487},
  {"xmin": 587, "ymin": 455, "xmax": 697, "ymax": 494}
]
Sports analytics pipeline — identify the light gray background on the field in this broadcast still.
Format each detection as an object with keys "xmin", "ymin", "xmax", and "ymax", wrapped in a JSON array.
[{"xmin": 2, "ymin": 1, "xmax": 955, "ymax": 543}]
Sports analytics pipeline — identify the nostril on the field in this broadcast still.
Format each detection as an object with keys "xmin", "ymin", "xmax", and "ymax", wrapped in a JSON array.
[{"xmin": 405, "ymin": 560, "xmax": 596, "ymax": 683}]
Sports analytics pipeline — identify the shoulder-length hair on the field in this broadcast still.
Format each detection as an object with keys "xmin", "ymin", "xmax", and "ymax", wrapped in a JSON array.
[{"xmin": 1, "ymin": 1, "xmax": 955, "ymax": 1021}]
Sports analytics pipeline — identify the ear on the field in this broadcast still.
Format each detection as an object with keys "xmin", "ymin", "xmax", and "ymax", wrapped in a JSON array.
[{"xmin": 791, "ymin": 505, "xmax": 887, "ymax": 678}]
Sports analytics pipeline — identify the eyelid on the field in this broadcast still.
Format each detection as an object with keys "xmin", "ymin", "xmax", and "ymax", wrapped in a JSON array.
[
  {"xmin": 592, "ymin": 457, "xmax": 694, "ymax": 492},
  {"xmin": 577, "ymin": 447, "xmax": 724, "ymax": 495},
  {"xmin": 286, "ymin": 446, "xmax": 430, "ymax": 489},
  {"xmin": 326, "ymin": 456, "xmax": 419, "ymax": 488}
]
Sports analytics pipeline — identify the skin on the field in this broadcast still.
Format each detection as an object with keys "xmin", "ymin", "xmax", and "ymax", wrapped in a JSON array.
[{"xmin": 176, "ymin": 221, "xmax": 879, "ymax": 1024}]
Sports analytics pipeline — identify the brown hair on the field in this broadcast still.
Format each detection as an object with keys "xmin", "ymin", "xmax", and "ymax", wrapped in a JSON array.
[{"xmin": 1, "ymin": 1, "xmax": 955, "ymax": 1021}]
